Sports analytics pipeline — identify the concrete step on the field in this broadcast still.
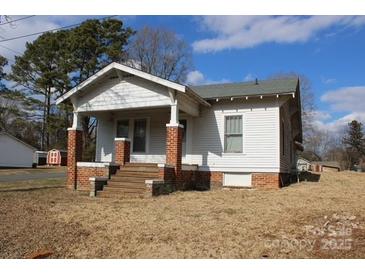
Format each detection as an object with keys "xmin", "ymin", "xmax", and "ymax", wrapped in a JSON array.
[
  {"xmin": 113, "ymin": 171, "xmax": 159, "ymax": 179},
  {"xmin": 125, "ymin": 163, "xmax": 158, "ymax": 167},
  {"xmin": 106, "ymin": 182, "xmax": 146, "ymax": 189},
  {"xmin": 119, "ymin": 167, "xmax": 159, "ymax": 173},
  {"xmin": 108, "ymin": 177, "xmax": 148, "ymax": 185}
]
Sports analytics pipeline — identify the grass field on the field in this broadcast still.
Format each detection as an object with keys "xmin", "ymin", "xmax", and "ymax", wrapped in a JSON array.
[
  {"xmin": 0, "ymin": 178, "xmax": 64, "ymax": 191},
  {"xmin": 0, "ymin": 171, "xmax": 364, "ymax": 259},
  {"xmin": 0, "ymin": 166, "xmax": 66, "ymax": 176}
]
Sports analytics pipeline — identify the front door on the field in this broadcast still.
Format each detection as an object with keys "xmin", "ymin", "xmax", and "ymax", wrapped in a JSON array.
[{"xmin": 133, "ymin": 118, "xmax": 147, "ymax": 153}]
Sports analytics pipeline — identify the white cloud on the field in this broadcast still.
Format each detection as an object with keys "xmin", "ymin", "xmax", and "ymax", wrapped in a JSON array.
[
  {"xmin": 192, "ymin": 16, "xmax": 365, "ymax": 53},
  {"xmin": 313, "ymin": 112, "xmax": 365, "ymax": 133},
  {"xmin": 312, "ymin": 86, "xmax": 365, "ymax": 133},
  {"xmin": 321, "ymin": 86, "xmax": 365, "ymax": 113},
  {"xmin": 321, "ymin": 76, "xmax": 337, "ymax": 84},
  {"xmin": 186, "ymin": 70, "xmax": 229, "ymax": 86},
  {"xmin": 186, "ymin": 70, "xmax": 205, "ymax": 85},
  {"xmin": 243, "ymin": 73, "xmax": 255, "ymax": 82},
  {"xmin": 311, "ymin": 110, "xmax": 332, "ymax": 122}
]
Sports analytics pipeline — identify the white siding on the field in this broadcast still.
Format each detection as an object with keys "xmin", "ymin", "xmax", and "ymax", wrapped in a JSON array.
[
  {"xmin": 0, "ymin": 134, "xmax": 35, "ymax": 167},
  {"xmin": 95, "ymin": 115, "xmax": 115, "ymax": 162},
  {"xmin": 76, "ymin": 76, "xmax": 171, "ymax": 112},
  {"xmin": 190, "ymin": 99, "xmax": 281, "ymax": 172}
]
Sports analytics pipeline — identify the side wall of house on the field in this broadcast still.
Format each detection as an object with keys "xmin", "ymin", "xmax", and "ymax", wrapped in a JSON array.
[
  {"xmin": 190, "ymin": 98, "xmax": 281, "ymax": 173},
  {"xmin": 279, "ymin": 100, "xmax": 294, "ymax": 174},
  {"xmin": 0, "ymin": 135, "xmax": 35, "ymax": 167}
]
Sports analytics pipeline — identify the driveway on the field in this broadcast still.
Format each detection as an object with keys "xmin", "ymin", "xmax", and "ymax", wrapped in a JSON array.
[{"xmin": 0, "ymin": 171, "xmax": 66, "ymax": 182}]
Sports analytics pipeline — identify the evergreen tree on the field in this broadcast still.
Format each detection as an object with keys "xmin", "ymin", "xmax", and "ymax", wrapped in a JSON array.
[
  {"xmin": 342, "ymin": 120, "xmax": 365, "ymax": 168},
  {"xmin": 9, "ymin": 31, "xmax": 70, "ymax": 150},
  {"xmin": 9, "ymin": 18, "xmax": 134, "ymax": 154},
  {"xmin": 66, "ymin": 19, "xmax": 134, "ymax": 160}
]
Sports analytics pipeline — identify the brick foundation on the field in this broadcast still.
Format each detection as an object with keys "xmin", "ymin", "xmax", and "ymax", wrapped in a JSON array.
[
  {"xmin": 67, "ymin": 129, "xmax": 83, "ymax": 190},
  {"xmin": 115, "ymin": 138, "xmax": 130, "ymax": 166},
  {"xmin": 252, "ymin": 173, "xmax": 283, "ymax": 189},
  {"xmin": 158, "ymin": 165, "xmax": 176, "ymax": 182},
  {"xmin": 76, "ymin": 166, "xmax": 110, "ymax": 191}
]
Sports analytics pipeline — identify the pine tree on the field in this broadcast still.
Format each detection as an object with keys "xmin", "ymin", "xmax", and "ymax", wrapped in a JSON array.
[
  {"xmin": 9, "ymin": 31, "xmax": 70, "ymax": 150},
  {"xmin": 342, "ymin": 120, "xmax": 365, "ymax": 168},
  {"xmin": 9, "ymin": 18, "xmax": 134, "ymax": 155},
  {"xmin": 66, "ymin": 19, "xmax": 134, "ymax": 160}
]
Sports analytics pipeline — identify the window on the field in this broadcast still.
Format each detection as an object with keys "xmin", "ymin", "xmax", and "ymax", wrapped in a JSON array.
[
  {"xmin": 133, "ymin": 119, "xmax": 147, "ymax": 152},
  {"xmin": 116, "ymin": 120, "xmax": 129, "ymax": 138},
  {"xmin": 224, "ymin": 115, "xmax": 243, "ymax": 153},
  {"xmin": 179, "ymin": 119, "xmax": 187, "ymax": 142}
]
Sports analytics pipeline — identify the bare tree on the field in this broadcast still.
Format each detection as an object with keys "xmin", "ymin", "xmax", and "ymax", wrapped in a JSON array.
[{"xmin": 126, "ymin": 26, "xmax": 192, "ymax": 82}]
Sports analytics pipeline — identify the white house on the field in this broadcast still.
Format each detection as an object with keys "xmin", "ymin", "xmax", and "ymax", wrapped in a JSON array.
[
  {"xmin": 0, "ymin": 131, "xmax": 37, "ymax": 168},
  {"xmin": 56, "ymin": 62, "xmax": 302, "ymax": 197}
]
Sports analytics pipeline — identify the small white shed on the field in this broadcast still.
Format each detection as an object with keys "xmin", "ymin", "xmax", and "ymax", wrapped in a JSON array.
[
  {"xmin": 0, "ymin": 132, "xmax": 36, "ymax": 168},
  {"xmin": 297, "ymin": 157, "xmax": 311, "ymax": 171}
]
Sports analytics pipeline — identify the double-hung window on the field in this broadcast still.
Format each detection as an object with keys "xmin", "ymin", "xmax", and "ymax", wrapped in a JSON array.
[
  {"xmin": 116, "ymin": 120, "xmax": 129, "ymax": 138},
  {"xmin": 224, "ymin": 115, "xmax": 243, "ymax": 153}
]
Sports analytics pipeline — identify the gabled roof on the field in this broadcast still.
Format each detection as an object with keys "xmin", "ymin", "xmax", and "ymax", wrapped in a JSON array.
[
  {"xmin": 191, "ymin": 78, "xmax": 299, "ymax": 99},
  {"xmin": 0, "ymin": 131, "xmax": 37, "ymax": 151},
  {"xmin": 56, "ymin": 62, "xmax": 188, "ymax": 105},
  {"xmin": 56, "ymin": 61, "xmax": 299, "ymax": 107}
]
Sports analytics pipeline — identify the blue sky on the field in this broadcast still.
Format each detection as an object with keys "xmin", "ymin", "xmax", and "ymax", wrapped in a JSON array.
[{"xmin": 1, "ymin": 15, "xmax": 365, "ymax": 132}]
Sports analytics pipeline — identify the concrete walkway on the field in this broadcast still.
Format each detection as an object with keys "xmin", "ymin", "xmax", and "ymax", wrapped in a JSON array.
[{"xmin": 0, "ymin": 171, "xmax": 66, "ymax": 183}]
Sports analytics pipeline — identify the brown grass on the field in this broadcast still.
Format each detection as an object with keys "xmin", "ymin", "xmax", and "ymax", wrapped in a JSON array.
[
  {"xmin": 0, "ymin": 178, "xmax": 64, "ymax": 191},
  {"xmin": 0, "ymin": 166, "xmax": 66, "ymax": 176},
  {"xmin": 0, "ymin": 171, "xmax": 364, "ymax": 258}
]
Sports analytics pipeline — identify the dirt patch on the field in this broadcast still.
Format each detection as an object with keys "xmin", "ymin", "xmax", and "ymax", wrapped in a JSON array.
[{"xmin": 0, "ymin": 171, "xmax": 364, "ymax": 258}]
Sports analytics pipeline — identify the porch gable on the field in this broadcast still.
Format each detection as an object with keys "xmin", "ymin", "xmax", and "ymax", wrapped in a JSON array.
[{"xmin": 75, "ymin": 74, "xmax": 172, "ymax": 112}]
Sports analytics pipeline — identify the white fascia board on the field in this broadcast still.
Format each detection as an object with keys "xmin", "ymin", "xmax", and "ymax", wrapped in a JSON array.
[{"xmin": 56, "ymin": 62, "xmax": 186, "ymax": 105}]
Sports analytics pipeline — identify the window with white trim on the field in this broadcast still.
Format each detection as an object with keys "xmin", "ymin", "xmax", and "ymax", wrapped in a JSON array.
[
  {"xmin": 116, "ymin": 119, "xmax": 129, "ymax": 138},
  {"xmin": 224, "ymin": 115, "xmax": 243, "ymax": 153}
]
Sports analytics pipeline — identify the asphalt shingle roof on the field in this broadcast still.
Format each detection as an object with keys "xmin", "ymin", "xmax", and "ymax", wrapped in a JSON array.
[{"xmin": 190, "ymin": 78, "xmax": 299, "ymax": 99}]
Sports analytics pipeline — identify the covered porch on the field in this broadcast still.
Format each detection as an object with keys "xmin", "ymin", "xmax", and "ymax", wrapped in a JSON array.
[{"xmin": 60, "ymin": 63, "xmax": 210, "ymax": 195}]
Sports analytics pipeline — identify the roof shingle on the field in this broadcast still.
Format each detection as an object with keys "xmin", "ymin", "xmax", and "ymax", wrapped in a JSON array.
[{"xmin": 190, "ymin": 78, "xmax": 299, "ymax": 99}]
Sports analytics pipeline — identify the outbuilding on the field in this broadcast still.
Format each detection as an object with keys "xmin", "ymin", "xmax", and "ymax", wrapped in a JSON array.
[
  {"xmin": 310, "ymin": 161, "xmax": 341, "ymax": 172},
  {"xmin": 47, "ymin": 149, "xmax": 67, "ymax": 166},
  {"xmin": 0, "ymin": 131, "xmax": 37, "ymax": 168}
]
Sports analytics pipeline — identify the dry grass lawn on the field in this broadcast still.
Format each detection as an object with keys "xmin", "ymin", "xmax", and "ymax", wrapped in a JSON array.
[
  {"xmin": 0, "ymin": 166, "xmax": 66, "ymax": 176},
  {"xmin": 0, "ymin": 171, "xmax": 364, "ymax": 259}
]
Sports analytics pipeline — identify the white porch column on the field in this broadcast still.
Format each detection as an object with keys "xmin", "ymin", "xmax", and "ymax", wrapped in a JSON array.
[
  {"xmin": 169, "ymin": 102, "xmax": 179, "ymax": 125},
  {"xmin": 70, "ymin": 111, "xmax": 83, "ymax": 130},
  {"xmin": 168, "ymin": 88, "xmax": 180, "ymax": 126}
]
